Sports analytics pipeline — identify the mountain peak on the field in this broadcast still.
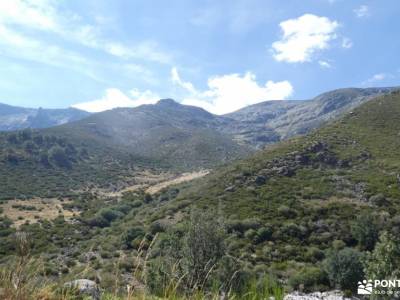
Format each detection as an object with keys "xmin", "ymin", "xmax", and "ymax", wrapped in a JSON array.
[{"xmin": 156, "ymin": 98, "xmax": 179, "ymax": 106}]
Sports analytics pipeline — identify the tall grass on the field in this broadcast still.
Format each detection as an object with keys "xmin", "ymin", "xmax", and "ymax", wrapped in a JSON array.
[{"xmin": 0, "ymin": 232, "xmax": 285, "ymax": 300}]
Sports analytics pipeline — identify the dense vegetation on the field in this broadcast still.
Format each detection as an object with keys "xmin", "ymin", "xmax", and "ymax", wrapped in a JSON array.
[
  {"xmin": 0, "ymin": 129, "xmax": 153, "ymax": 200},
  {"xmin": 1, "ymin": 91, "xmax": 400, "ymax": 298}
]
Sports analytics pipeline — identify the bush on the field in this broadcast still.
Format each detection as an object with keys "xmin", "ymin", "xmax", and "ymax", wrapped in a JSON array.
[
  {"xmin": 364, "ymin": 232, "xmax": 400, "ymax": 281},
  {"xmin": 87, "ymin": 215, "xmax": 110, "ymax": 228},
  {"xmin": 289, "ymin": 266, "xmax": 329, "ymax": 292},
  {"xmin": 99, "ymin": 208, "xmax": 124, "ymax": 223},
  {"xmin": 121, "ymin": 227, "xmax": 145, "ymax": 249},
  {"xmin": 253, "ymin": 226, "xmax": 273, "ymax": 244},
  {"xmin": 226, "ymin": 218, "xmax": 261, "ymax": 234},
  {"xmin": 304, "ymin": 247, "xmax": 325, "ymax": 263},
  {"xmin": 49, "ymin": 146, "xmax": 70, "ymax": 168},
  {"xmin": 351, "ymin": 212, "xmax": 379, "ymax": 251},
  {"xmin": 324, "ymin": 248, "xmax": 364, "ymax": 292}
]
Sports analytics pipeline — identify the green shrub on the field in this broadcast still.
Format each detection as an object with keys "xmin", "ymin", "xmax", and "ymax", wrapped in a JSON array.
[
  {"xmin": 324, "ymin": 248, "xmax": 364, "ymax": 292},
  {"xmin": 351, "ymin": 212, "xmax": 379, "ymax": 251},
  {"xmin": 289, "ymin": 266, "xmax": 329, "ymax": 292},
  {"xmin": 253, "ymin": 226, "xmax": 273, "ymax": 244},
  {"xmin": 364, "ymin": 232, "xmax": 400, "ymax": 281},
  {"xmin": 121, "ymin": 226, "xmax": 145, "ymax": 249}
]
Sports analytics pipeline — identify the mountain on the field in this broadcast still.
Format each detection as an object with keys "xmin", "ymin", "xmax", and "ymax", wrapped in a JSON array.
[
  {"xmin": 46, "ymin": 99, "xmax": 249, "ymax": 170},
  {"xmin": 0, "ymin": 102, "xmax": 90, "ymax": 131},
  {"xmin": 1, "ymin": 89, "xmax": 398, "ymax": 297},
  {"xmin": 0, "ymin": 87, "xmax": 398, "ymax": 200},
  {"xmin": 224, "ymin": 87, "xmax": 397, "ymax": 148},
  {"xmin": 0, "ymin": 99, "xmax": 249, "ymax": 199},
  {"xmin": 1, "ymin": 90, "xmax": 400, "ymax": 297},
  {"xmin": 139, "ymin": 89, "xmax": 400, "ymax": 291}
]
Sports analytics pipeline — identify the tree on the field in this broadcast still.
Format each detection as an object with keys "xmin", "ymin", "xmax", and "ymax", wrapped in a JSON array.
[
  {"xmin": 121, "ymin": 227, "xmax": 145, "ymax": 249},
  {"xmin": 49, "ymin": 146, "xmax": 70, "ymax": 168},
  {"xmin": 182, "ymin": 209, "xmax": 225, "ymax": 288},
  {"xmin": 351, "ymin": 212, "xmax": 379, "ymax": 251},
  {"xmin": 364, "ymin": 232, "xmax": 400, "ymax": 281},
  {"xmin": 324, "ymin": 247, "xmax": 364, "ymax": 292}
]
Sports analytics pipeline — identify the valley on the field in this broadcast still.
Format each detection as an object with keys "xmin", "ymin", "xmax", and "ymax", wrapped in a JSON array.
[{"xmin": 1, "ymin": 88, "xmax": 400, "ymax": 299}]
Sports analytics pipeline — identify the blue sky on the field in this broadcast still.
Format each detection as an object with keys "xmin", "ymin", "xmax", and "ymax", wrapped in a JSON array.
[{"xmin": 0, "ymin": 0, "xmax": 399, "ymax": 114}]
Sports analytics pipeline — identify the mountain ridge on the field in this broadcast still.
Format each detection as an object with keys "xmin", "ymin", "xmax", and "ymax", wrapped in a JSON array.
[{"xmin": 0, "ymin": 102, "xmax": 91, "ymax": 131}]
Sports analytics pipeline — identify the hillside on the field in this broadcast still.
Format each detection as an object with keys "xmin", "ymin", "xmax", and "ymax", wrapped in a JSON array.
[
  {"xmin": 1, "ymin": 91, "xmax": 399, "ymax": 298},
  {"xmin": 225, "ymin": 87, "xmax": 397, "ymax": 148},
  {"xmin": 0, "ymin": 103, "xmax": 90, "ymax": 131},
  {"xmin": 46, "ymin": 99, "xmax": 249, "ymax": 169},
  {"xmin": 0, "ymin": 88, "xmax": 397, "ymax": 200},
  {"xmin": 0, "ymin": 100, "xmax": 249, "ymax": 199},
  {"xmin": 0, "ymin": 128, "xmax": 158, "ymax": 200}
]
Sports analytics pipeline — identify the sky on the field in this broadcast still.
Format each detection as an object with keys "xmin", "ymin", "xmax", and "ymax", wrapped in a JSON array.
[{"xmin": 0, "ymin": 0, "xmax": 399, "ymax": 115}]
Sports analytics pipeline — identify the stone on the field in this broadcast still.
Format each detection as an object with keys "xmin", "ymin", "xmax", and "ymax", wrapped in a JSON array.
[{"xmin": 64, "ymin": 279, "xmax": 100, "ymax": 300}]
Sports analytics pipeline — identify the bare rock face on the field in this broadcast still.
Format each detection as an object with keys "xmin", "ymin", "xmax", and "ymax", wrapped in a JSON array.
[
  {"xmin": 64, "ymin": 279, "xmax": 100, "ymax": 300},
  {"xmin": 284, "ymin": 290, "xmax": 360, "ymax": 300}
]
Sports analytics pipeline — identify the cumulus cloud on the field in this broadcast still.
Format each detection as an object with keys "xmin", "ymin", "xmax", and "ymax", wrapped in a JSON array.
[
  {"xmin": 171, "ymin": 68, "xmax": 293, "ymax": 115},
  {"xmin": 271, "ymin": 14, "xmax": 339, "ymax": 63},
  {"xmin": 354, "ymin": 5, "xmax": 370, "ymax": 18},
  {"xmin": 72, "ymin": 88, "xmax": 160, "ymax": 112},
  {"xmin": 362, "ymin": 72, "xmax": 395, "ymax": 86}
]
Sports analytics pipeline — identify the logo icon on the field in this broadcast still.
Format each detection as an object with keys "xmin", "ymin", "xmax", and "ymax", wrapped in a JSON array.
[{"xmin": 358, "ymin": 280, "xmax": 373, "ymax": 295}]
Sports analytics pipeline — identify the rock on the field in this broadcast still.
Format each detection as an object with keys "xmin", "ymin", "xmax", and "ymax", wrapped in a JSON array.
[
  {"xmin": 275, "ymin": 166, "xmax": 295, "ymax": 177},
  {"xmin": 224, "ymin": 186, "xmax": 235, "ymax": 192},
  {"xmin": 307, "ymin": 141, "xmax": 327, "ymax": 153},
  {"xmin": 295, "ymin": 154, "xmax": 309, "ymax": 165},
  {"xmin": 64, "ymin": 279, "xmax": 100, "ymax": 300},
  {"xmin": 284, "ymin": 290, "xmax": 359, "ymax": 300},
  {"xmin": 369, "ymin": 193, "xmax": 387, "ymax": 206},
  {"xmin": 254, "ymin": 175, "xmax": 267, "ymax": 185}
]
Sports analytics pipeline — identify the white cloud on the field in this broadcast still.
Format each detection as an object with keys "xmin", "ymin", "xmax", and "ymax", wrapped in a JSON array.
[
  {"xmin": 318, "ymin": 60, "xmax": 332, "ymax": 68},
  {"xmin": 171, "ymin": 68, "xmax": 294, "ymax": 115},
  {"xmin": 341, "ymin": 37, "xmax": 353, "ymax": 49},
  {"xmin": 354, "ymin": 5, "xmax": 370, "ymax": 18},
  {"xmin": 362, "ymin": 73, "xmax": 395, "ymax": 86},
  {"xmin": 0, "ymin": 0, "xmax": 172, "ymax": 65},
  {"xmin": 271, "ymin": 14, "xmax": 339, "ymax": 63},
  {"xmin": 0, "ymin": 0, "xmax": 58, "ymax": 31},
  {"xmin": 171, "ymin": 67, "xmax": 197, "ymax": 94},
  {"xmin": 72, "ymin": 88, "xmax": 160, "ymax": 112}
]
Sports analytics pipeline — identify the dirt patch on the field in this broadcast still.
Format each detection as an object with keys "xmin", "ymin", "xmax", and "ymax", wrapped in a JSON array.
[
  {"xmin": 98, "ymin": 170, "xmax": 210, "ymax": 198},
  {"xmin": 0, "ymin": 198, "xmax": 78, "ymax": 227},
  {"xmin": 146, "ymin": 170, "xmax": 210, "ymax": 194}
]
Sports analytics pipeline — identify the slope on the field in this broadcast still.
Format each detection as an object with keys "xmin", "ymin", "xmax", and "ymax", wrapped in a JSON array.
[
  {"xmin": 225, "ymin": 87, "xmax": 397, "ymax": 148},
  {"xmin": 1, "ymin": 91, "xmax": 400, "ymax": 296},
  {"xmin": 0, "ymin": 102, "xmax": 90, "ymax": 131},
  {"xmin": 46, "ymin": 99, "xmax": 250, "ymax": 170}
]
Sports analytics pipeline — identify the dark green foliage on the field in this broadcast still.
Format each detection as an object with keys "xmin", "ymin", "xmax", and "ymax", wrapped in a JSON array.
[
  {"xmin": 324, "ymin": 248, "xmax": 364, "ymax": 291},
  {"xmin": 183, "ymin": 210, "xmax": 225, "ymax": 286},
  {"xmin": 0, "ymin": 130, "xmax": 149, "ymax": 199},
  {"xmin": 351, "ymin": 212, "xmax": 379, "ymax": 251},
  {"xmin": 289, "ymin": 267, "xmax": 329, "ymax": 292},
  {"xmin": 49, "ymin": 146, "xmax": 70, "ymax": 168},
  {"xmin": 364, "ymin": 232, "xmax": 400, "ymax": 281},
  {"xmin": 121, "ymin": 227, "xmax": 145, "ymax": 249}
]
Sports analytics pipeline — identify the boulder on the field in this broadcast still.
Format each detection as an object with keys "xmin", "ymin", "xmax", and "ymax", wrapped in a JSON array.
[
  {"xmin": 64, "ymin": 279, "xmax": 100, "ymax": 300},
  {"xmin": 254, "ymin": 175, "xmax": 267, "ymax": 185}
]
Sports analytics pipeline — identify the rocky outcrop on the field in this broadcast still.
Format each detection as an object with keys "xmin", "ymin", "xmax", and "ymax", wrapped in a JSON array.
[{"xmin": 64, "ymin": 279, "xmax": 100, "ymax": 300}]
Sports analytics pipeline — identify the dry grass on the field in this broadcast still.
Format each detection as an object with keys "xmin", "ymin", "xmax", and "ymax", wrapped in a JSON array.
[
  {"xmin": 0, "ymin": 198, "xmax": 77, "ymax": 227},
  {"xmin": 145, "ymin": 170, "xmax": 209, "ymax": 195}
]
